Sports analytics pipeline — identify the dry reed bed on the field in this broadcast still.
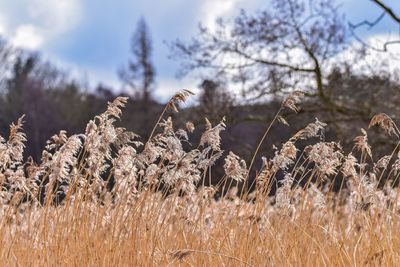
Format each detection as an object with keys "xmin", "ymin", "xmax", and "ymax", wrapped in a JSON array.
[{"xmin": 0, "ymin": 90, "xmax": 400, "ymax": 266}]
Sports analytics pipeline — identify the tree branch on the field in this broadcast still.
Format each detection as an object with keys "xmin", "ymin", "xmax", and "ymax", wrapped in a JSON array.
[
  {"xmin": 349, "ymin": 12, "xmax": 386, "ymax": 29},
  {"xmin": 371, "ymin": 0, "xmax": 400, "ymax": 24},
  {"xmin": 349, "ymin": 25, "xmax": 399, "ymax": 52},
  {"xmin": 231, "ymin": 48, "xmax": 315, "ymax": 73},
  {"xmin": 349, "ymin": 1, "xmax": 400, "ymax": 51}
]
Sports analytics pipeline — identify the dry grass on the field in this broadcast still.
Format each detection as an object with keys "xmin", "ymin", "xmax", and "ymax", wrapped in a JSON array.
[{"xmin": 1, "ymin": 91, "xmax": 400, "ymax": 266}]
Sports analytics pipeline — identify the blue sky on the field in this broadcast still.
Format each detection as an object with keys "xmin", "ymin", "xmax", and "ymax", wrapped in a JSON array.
[{"xmin": 0, "ymin": 0, "xmax": 399, "ymax": 100}]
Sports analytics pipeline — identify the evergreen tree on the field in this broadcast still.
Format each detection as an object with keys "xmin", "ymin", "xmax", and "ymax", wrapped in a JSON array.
[{"xmin": 119, "ymin": 17, "xmax": 156, "ymax": 103}]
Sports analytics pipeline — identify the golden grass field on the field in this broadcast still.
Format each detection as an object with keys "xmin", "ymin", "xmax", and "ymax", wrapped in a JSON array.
[{"xmin": 1, "ymin": 91, "xmax": 400, "ymax": 266}]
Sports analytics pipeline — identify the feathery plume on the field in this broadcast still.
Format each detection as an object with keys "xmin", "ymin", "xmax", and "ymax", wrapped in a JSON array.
[
  {"xmin": 341, "ymin": 153, "xmax": 358, "ymax": 178},
  {"xmin": 353, "ymin": 129, "xmax": 372, "ymax": 159},
  {"xmin": 200, "ymin": 117, "xmax": 226, "ymax": 151},
  {"xmin": 392, "ymin": 151, "xmax": 400, "ymax": 175},
  {"xmin": 374, "ymin": 155, "xmax": 391, "ymax": 170},
  {"xmin": 105, "ymin": 96, "xmax": 128, "ymax": 119},
  {"xmin": 291, "ymin": 118, "xmax": 327, "ymax": 141},
  {"xmin": 282, "ymin": 91, "xmax": 304, "ymax": 113},
  {"xmin": 307, "ymin": 142, "xmax": 343, "ymax": 176},
  {"xmin": 0, "ymin": 115, "xmax": 26, "ymax": 170},
  {"xmin": 167, "ymin": 89, "xmax": 194, "ymax": 112},
  {"xmin": 369, "ymin": 113, "xmax": 398, "ymax": 137},
  {"xmin": 185, "ymin": 122, "xmax": 195, "ymax": 133},
  {"xmin": 224, "ymin": 151, "xmax": 247, "ymax": 182},
  {"xmin": 271, "ymin": 141, "xmax": 298, "ymax": 172}
]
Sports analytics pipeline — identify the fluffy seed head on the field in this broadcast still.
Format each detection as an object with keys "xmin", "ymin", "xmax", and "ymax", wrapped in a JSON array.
[
  {"xmin": 185, "ymin": 122, "xmax": 195, "ymax": 133},
  {"xmin": 200, "ymin": 117, "xmax": 226, "ymax": 151},
  {"xmin": 167, "ymin": 89, "xmax": 194, "ymax": 112},
  {"xmin": 369, "ymin": 113, "xmax": 398, "ymax": 137},
  {"xmin": 353, "ymin": 129, "xmax": 372, "ymax": 159},
  {"xmin": 224, "ymin": 151, "xmax": 247, "ymax": 182},
  {"xmin": 282, "ymin": 91, "xmax": 304, "ymax": 113},
  {"xmin": 308, "ymin": 142, "xmax": 343, "ymax": 176},
  {"xmin": 291, "ymin": 118, "xmax": 327, "ymax": 141}
]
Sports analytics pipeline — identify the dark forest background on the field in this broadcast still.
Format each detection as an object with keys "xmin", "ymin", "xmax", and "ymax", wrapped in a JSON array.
[{"xmin": 0, "ymin": 0, "xmax": 399, "ymax": 176}]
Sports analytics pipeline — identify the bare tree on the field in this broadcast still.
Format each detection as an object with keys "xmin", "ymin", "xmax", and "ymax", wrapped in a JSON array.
[
  {"xmin": 170, "ymin": 0, "xmax": 351, "ymax": 115},
  {"xmin": 119, "ymin": 17, "xmax": 156, "ymax": 103},
  {"xmin": 0, "ymin": 53, "xmax": 65, "ymax": 159}
]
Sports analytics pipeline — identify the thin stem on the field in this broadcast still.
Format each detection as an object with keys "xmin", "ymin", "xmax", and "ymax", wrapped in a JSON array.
[{"xmin": 246, "ymin": 107, "xmax": 283, "ymax": 180}]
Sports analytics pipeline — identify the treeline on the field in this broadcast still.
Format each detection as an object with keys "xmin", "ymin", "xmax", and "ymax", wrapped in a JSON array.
[
  {"xmin": 0, "ymin": 46, "xmax": 161, "ymax": 160},
  {"xmin": 1, "ymin": 0, "xmax": 400, "ymax": 169}
]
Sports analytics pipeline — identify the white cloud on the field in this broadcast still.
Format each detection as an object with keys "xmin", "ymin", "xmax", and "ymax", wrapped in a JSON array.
[
  {"xmin": 198, "ymin": 0, "xmax": 259, "ymax": 32},
  {"xmin": 0, "ymin": 0, "xmax": 82, "ymax": 49},
  {"xmin": 0, "ymin": 14, "xmax": 6, "ymax": 35},
  {"xmin": 155, "ymin": 77, "xmax": 200, "ymax": 103},
  {"xmin": 11, "ymin": 24, "xmax": 43, "ymax": 50},
  {"xmin": 27, "ymin": 0, "xmax": 82, "ymax": 35},
  {"xmin": 366, "ymin": 34, "xmax": 400, "ymax": 55},
  {"xmin": 332, "ymin": 34, "xmax": 400, "ymax": 76},
  {"xmin": 199, "ymin": 0, "xmax": 239, "ymax": 31}
]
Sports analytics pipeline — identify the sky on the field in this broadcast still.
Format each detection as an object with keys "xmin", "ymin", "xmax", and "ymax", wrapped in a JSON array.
[{"xmin": 0, "ymin": 0, "xmax": 399, "ymax": 101}]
